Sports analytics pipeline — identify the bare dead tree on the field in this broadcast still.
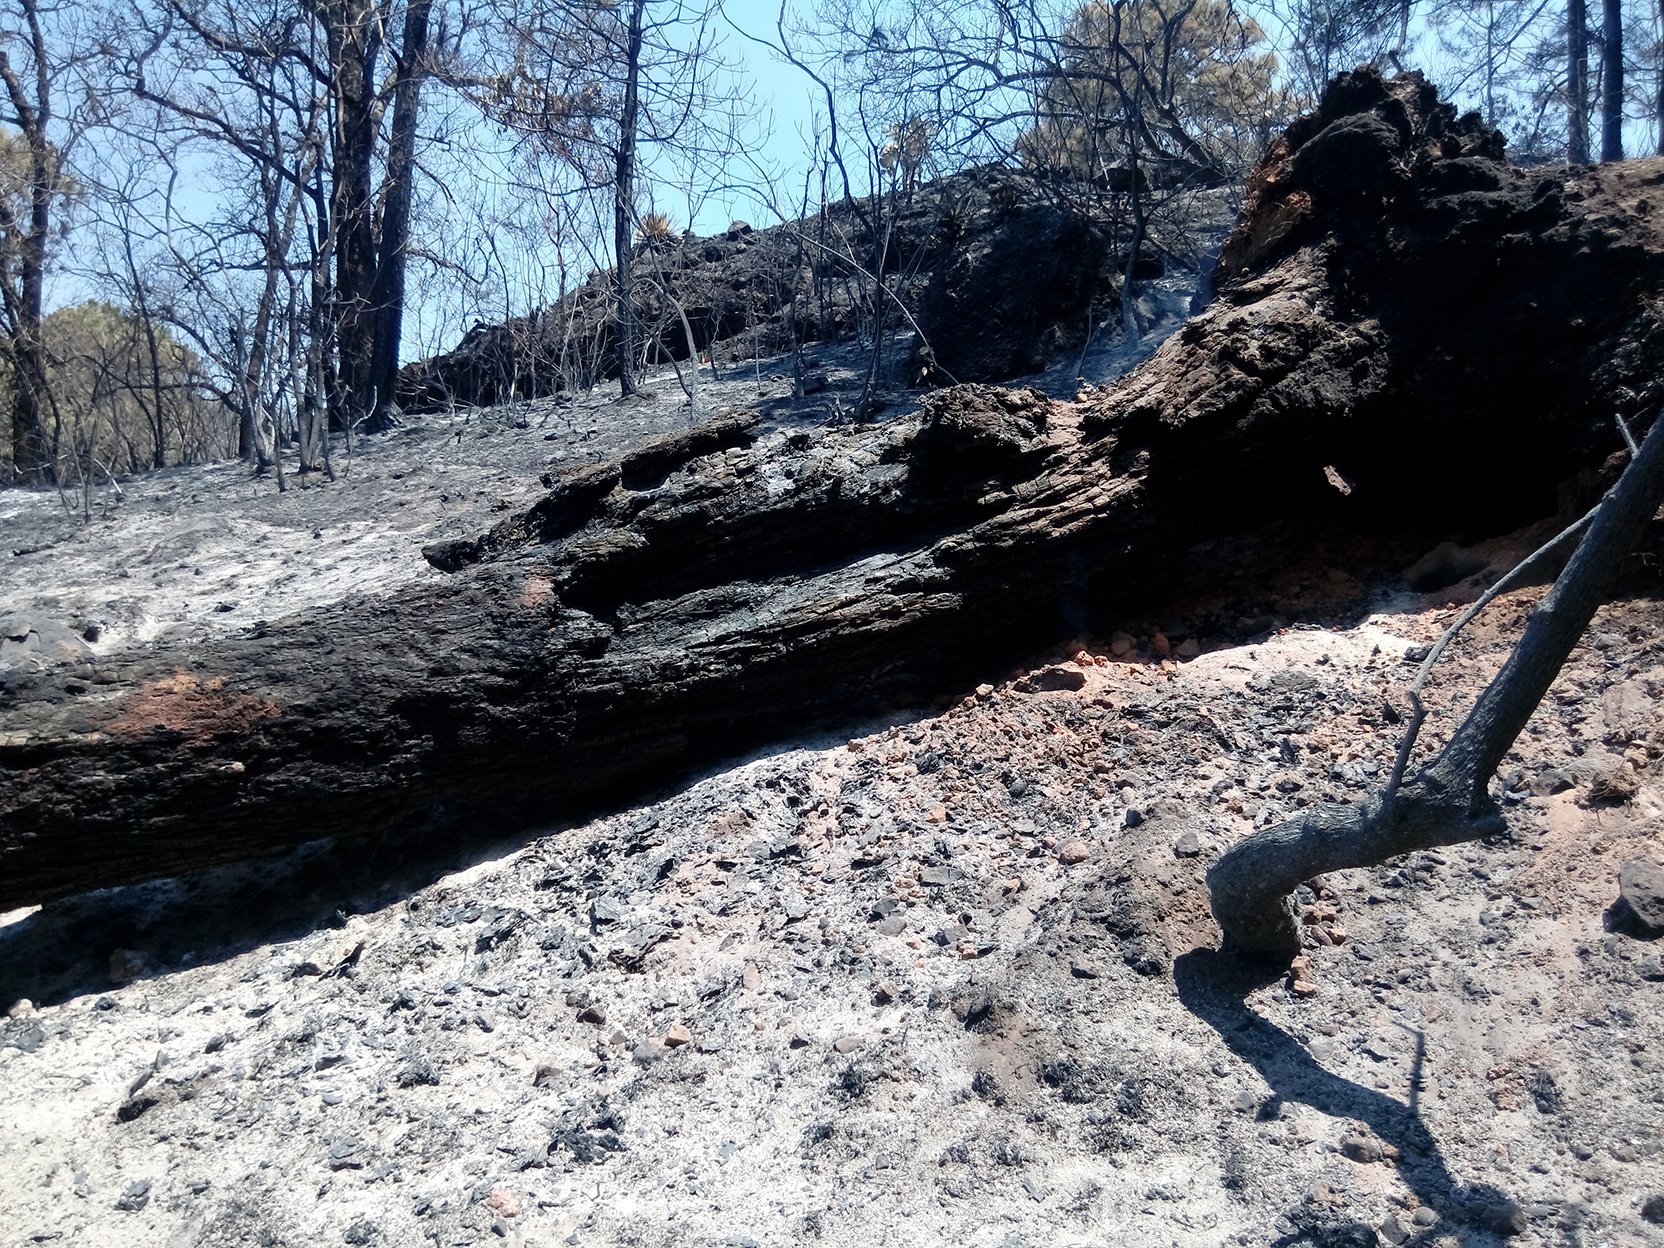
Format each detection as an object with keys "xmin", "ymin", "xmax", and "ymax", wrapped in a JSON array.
[
  {"xmin": 464, "ymin": 0, "xmax": 740, "ymax": 398},
  {"xmin": 1600, "ymin": 0, "xmax": 1623, "ymax": 159},
  {"xmin": 785, "ymin": 0, "xmax": 1290, "ymax": 365},
  {"xmin": 115, "ymin": 0, "xmax": 442, "ymax": 466},
  {"xmin": 1208, "ymin": 411, "xmax": 1664, "ymax": 957},
  {"xmin": 119, "ymin": 0, "xmax": 332, "ymax": 483}
]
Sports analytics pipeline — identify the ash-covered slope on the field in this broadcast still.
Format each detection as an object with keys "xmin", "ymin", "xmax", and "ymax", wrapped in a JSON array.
[
  {"xmin": 2, "ymin": 571, "xmax": 1661, "ymax": 1248},
  {"xmin": 394, "ymin": 163, "xmax": 1224, "ymax": 410}
]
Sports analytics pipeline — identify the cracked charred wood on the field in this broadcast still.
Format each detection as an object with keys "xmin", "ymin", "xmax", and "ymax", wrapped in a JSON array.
[{"xmin": 5, "ymin": 71, "xmax": 1664, "ymax": 908}]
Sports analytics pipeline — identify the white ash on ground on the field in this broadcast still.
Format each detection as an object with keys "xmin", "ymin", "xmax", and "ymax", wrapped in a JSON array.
[{"xmin": 3, "ymin": 579, "xmax": 1662, "ymax": 1247}]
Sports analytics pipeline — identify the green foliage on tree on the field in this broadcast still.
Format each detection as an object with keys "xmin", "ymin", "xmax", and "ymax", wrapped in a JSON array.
[
  {"xmin": 0, "ymin": 299, "xmax": 232, "ymax": 481},
  {"xmin": 1018, "ymin": 0, "xmax": 1296, "ymax": 184}
]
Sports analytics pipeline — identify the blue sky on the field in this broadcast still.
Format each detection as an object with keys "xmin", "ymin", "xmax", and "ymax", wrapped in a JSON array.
[
  {"xmin": 64, "ymin": 0, "xmax": 1663, "ymax": 366},
  {"xmin": 659, "ymin": 2, "xmax": 833, "ymax": 234}
]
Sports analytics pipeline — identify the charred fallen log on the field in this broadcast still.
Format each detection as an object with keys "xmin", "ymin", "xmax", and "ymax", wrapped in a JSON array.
[{"xmin": 5, "ymin": 72, "xmax": 1664, "ymax": 908}]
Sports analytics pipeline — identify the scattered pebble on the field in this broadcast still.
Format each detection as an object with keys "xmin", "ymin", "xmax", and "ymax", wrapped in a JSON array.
[{"xmin": 663, "ymin": 1023, "xmax": 693, "ymax": 1048}]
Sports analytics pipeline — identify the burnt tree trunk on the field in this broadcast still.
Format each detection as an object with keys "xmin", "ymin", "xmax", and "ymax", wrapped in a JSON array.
[
  {"xmin": 4, "ymin": 73, "xmax": 1664, "ymax": 910},
  {"xmin": 1569, "ymin": 0, "xmax": 1591, "ymax": 163},
  {"xmin": 367, "ymin": 0, "xmax": 430, "ymax": 431},
  {"xmin": 1601, "ymin": 0, "xmax": 1624, "ymax": 161},
  {"xmin": 321, "ymin": 0, "xmax": 384, "ymax": 431},
  {"xmin": 612, "ymin": 0, "xmax": 645, "ymax": 399}
]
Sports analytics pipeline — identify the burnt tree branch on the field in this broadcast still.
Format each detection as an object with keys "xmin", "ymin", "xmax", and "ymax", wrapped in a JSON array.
[{"xmin": 1208, "ymin": 407, "xmax": 1664, "ymax": 957}]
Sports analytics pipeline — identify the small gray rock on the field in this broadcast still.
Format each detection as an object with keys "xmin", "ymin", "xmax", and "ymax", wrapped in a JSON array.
[
  {"xmin": 1477, "ymin": 1201, "xmax": 1527, "ymax": 1236},
  {"xmin": 631, "ymin": 1041, "xmax": 667, "ymax": 1065},
  {"xmin": 1617, "ymin": 859, "xmax": 1664, "ymax": 932},
  {"xmin": 1531, "ymin": 767, "xmax": 1574, "ymax": 796},
  {"xmin": 1340, "ymin": 1134, "xmax": 1383, "ymax": 1163}
]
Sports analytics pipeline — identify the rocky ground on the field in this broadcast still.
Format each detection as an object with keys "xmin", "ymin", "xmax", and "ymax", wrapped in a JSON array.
[{"xmin": 3, "ymin": 345, "xmax": 1664, "ymax": 1248}]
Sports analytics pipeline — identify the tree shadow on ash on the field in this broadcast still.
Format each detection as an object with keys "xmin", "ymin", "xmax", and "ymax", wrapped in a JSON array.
[
  {"xmin": 0, "ymin": 826, "xmax": 507, "ymax": 1011},
  {"xmin": 0, "ymin": 706, "xmax": 947, "ymax": 1013},
  {"xmin": 1173, "ymin": 947, "xmax": 1522, "ymax": 1247}
]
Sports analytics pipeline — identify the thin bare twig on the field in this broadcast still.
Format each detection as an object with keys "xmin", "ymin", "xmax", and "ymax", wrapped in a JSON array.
[
  {"xmin": 1617, "ymin": 411, "xmax": 1639, "ymax": 455},
  {"xmin": 1382, "ymin": 416, "xmax": 1639, "ymax": 810}
]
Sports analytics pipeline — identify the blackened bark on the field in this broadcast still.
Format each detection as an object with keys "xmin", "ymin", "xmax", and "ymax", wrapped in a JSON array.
[
  {"xmin": 367, "ymin": 0, "xmax": 431, "ymax": 431},
  {"xmin": 613, "ymin": 0, "xmax": 644, "ymax": 398},
  {"xmin": 1568, "ymin": 0, "xmax": 1590, "ymax": 163}
]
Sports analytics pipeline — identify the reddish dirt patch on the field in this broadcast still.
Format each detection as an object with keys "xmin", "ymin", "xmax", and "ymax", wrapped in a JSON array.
[{"xmin": 106, "ymin": 672, "xmax": 281, "ymax": 742}]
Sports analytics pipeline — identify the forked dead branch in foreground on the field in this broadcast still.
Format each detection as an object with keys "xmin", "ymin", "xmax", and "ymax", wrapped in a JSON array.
[{"xmin": 1207, "ymin": 409, "xmax": 1664, "ymax": 957}]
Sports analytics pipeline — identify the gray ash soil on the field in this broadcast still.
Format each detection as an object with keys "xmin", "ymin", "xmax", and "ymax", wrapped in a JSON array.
[
  {"xmin": 0, "ymin": 318, "xmax": 1193, "ymax": 669},
  {"xmin": 3, "ymin": 587, "xmax": 1663, "ymax": 1247},
  {"xmin": 0, "ymin": 343, "xmax": 888, "ymax": 663},
  {"xmin": 3, "ymin": 347, "xmax": 1664, "ymax": 1248}
]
